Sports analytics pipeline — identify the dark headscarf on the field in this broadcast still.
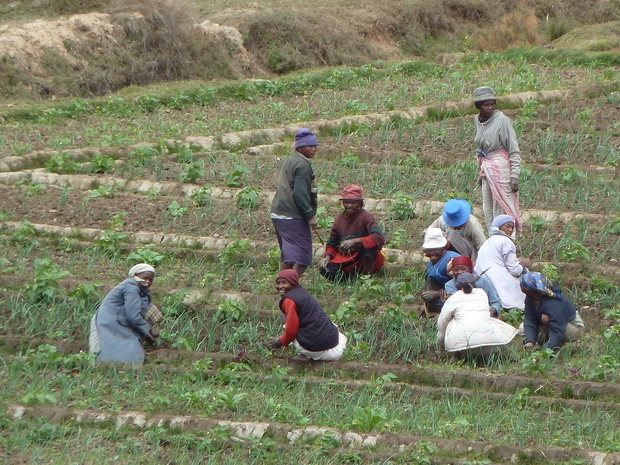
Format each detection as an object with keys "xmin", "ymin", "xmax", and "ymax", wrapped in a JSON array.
[{"xmin": 519, "ymin": 272, "xmax": 560, "ymax": 299}]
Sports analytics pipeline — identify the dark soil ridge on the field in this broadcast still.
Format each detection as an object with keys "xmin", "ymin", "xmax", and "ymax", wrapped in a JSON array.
[
  {"xmin": 0, "ymin": 89, "xmax": 574, "ymax": 173},
  {"xmin": 2, "ymin": 336, "xmax": 618, "ymax": 401},
  {"xmin": 3, "ymin": 169, "xmax": 618, "ymax": 224},
  {"xmin": 6, "ymin": 404, "xmax": 619, "ymax": 464}
]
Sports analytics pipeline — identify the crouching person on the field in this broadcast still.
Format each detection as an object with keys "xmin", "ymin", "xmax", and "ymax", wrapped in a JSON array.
[
  {"xmin": 267, "ymin": 270, "xmax": 347, "ymax": 361},
  {"xmin": 520, "ymin": 271, "xmax": 585, "ymax": 352}
]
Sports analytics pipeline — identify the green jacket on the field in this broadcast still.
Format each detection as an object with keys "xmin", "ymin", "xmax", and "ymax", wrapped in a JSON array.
[{"xmin": 271, "ymin": 151, "xmax": 317, "ymax": 220}]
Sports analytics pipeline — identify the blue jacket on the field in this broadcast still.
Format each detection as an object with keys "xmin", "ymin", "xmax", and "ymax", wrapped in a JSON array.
[
  {"xmin": 445, "ymin": 275, "xmax": 502, "ymax": 316},
  {"xmin": 95, "ymin": 278, "xmax": 152, "ymax": 364},
  {"xmin": 523, "ymin": 289, "xmax": 576, "ymax": 350}
]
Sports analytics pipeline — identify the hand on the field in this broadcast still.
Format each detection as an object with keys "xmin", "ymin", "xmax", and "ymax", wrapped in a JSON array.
[
  {"xmin": 477, "ymin": 176, "xmax": 483, "ymax": 187},
  {"xmin": 524, "ymin": 342, "xmax": 534, "ymax": 351},
  {"xmin": 320, "ymin": 256, "xmax": 331, "ymax": 268},
  {"xmin": 267, "ymin": 337, "xmax": 283, "ymax": 350},
  {"xmin": 340, "ymin": 238, "xmax": 360, "ymax": 251},
  {"xmin": 421, "ymin": 290, "xmax": 441, "ymax": 301},
  {"xmin": 144, "ymin": 333, "xmax": 156, "ymax": 344},
  {"xmin": 510, "ymin": 177, "xmax": 519, "ymax": 192},
  {"xmin": 489, "ymin": 307, "xmax": 498, "ymax": 318},
  {"xmin": 519, "ymin": 258, "xmax": 532, "ymax": 269},
  {"xmin": 309, "ymin": 216, "xmax": 318, "ymax": 229},
  {"xmin": 150, "ymin": 327, "xmax": 160, "ymax": 338}
]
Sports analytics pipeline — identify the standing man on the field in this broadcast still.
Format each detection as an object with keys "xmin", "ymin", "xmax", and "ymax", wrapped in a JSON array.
[{"xmin": 271, "ymin": 128, "xmax": 318, "ymax": 277}]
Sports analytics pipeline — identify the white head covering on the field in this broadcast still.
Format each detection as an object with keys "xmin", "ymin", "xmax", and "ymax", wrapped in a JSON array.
[
  {"xmin": 423, "ymin": 228, "xmax": 448, "ymax": 249},
  {"xmin": 128, "ymin": 263, "xmax": 155, "ymax": 277}
]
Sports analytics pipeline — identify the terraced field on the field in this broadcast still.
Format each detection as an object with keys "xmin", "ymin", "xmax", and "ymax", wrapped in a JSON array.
[{"xmin": 2, "ymin": 51, "xmax": 620, "ymax": 463}]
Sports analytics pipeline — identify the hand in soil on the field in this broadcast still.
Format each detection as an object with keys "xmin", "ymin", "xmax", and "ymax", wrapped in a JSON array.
[
  {"xmin": 267, "ymin": 337, "xmax": 283, "ymax": 349},
  {"xmin": 150, "ymin": 327, "xmax": 159, "ymax": 338}
]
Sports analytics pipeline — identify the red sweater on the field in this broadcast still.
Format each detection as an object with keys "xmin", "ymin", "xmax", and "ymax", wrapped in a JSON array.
[{"xmin": 325, "ymin": 209, "xmax": 385, "ymax": 258}]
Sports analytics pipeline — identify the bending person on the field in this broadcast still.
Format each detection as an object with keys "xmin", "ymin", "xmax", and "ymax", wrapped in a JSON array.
[
  {"xmin": 437, "ymin": 273, "xmax": 519, "ymax": 362},
  {"xmin": 320, "ymin": 185, "xmax": 385, "ymax": 281},
  {"xmin": 444, "ymin": 255, "xmax": 502, "ymax": 318},
  {"xmin": 421, "ymin": 228, "xmax": 460, "ymax": 317},
  {"xmin": 427, "ymin": 198, "xmax": 486, "ymax": 261},
  {"xmin": 475, "ymin": 215, "xmax": 531, "ymax": 312},
  {"xmin": 520, "ymin": 271, "xmax": 585, "ymax": 352},
  {"xmin": 267, "ymin": 270, "xmax": 347, "ymax": 361},
  {"xmin": 473, "ymin": 86, "xmax": 522, "ymax": 233},
  {"xmin": 90, "ymin": 263, "xmax": 159, "ymax": 364}
]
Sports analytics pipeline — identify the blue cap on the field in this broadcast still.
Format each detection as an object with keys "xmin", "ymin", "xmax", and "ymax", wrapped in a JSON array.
[{"xmin": 442, "ymin": 198, "xmax": 471, "ymax": 227}]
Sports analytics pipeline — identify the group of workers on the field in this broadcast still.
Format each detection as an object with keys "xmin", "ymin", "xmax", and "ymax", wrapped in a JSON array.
[{"xmin": 88, "ymin": 86, "xmax": 585, "ymax": 365}]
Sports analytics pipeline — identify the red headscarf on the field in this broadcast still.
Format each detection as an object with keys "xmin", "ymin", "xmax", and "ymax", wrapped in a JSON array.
[
  {"xmin": 446, "ymin": 256, "xmax": 473, "ymax": 276},
  {"xmin": 276, "ymin": 269, "xmax": 300, "ymax": 286}
]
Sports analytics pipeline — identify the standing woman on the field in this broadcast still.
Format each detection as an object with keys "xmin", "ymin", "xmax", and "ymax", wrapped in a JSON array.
[
  {"xmin": 90, "ymin": 263, "xmax": 159, "ymax": 364},
  {"xmin": 473, "ymin": 86, "xmax": 523, "ymax": 234}
]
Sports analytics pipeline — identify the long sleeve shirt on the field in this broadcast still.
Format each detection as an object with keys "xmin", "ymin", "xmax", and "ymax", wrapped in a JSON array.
[
  {"xmin": 325, "ymin": 209, "xmax": 385, "ymax": 257},
  {"xmin": 474, "ymin": 110, "xmax": 521, "ymax": 177}
]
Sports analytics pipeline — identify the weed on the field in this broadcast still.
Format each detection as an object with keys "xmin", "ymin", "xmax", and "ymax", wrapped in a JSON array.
[
  {"xmin": 218, "ymin": 238, "xmax": 252, "ymax": 265},
  {"xmin": 557, "ymin": 241, "xmax": 590, "ymax": 262},
  {"xmin": 522, "ymin": 348, "xmax": 556, "ymax": 376},
  {"xmin": 585, "ymin": 355, "xmax": 620, "ymax": 381},
  {"xmin": 236, "ymin": 186, "xmax": 261, "ymax": 210},
  {"xmin": 182, "ymin": 161, "xmax": 204, "ymax": 184},
  {"xmin": 528, "ymin": 216, "xmax": 548, "ymax": 232},
  {"xmin": 215, "ymin": 299, "xmax": 246, "ymax": 323},
  {"xmin": 89, "ymin": 185, "xmax": 118, "ymax": 198},
  {"xmin": 91, "ymin": 153, "xmax": 115, "ymax": 173},
  {"xmin": 127, "ymin": 247, "xmax": 166, "ymax": 266},
  {"xmin": 96, "ymin": 230, "xmax": 127, "ymax": 258},
  {"xmin": 12, "ymin": 220, "xmax": 38, "ymax": 247},
  {"xmin": 351, "ymin": 406, "xmax": 388, "ymax": 432},
  {"xmin": 540, "ymin": 264, "xmax": 559, "ymax": 281},
  {"xmin": 315, "ymin": 206, "xmax": 334, "ymax": 230},
  {"xmin": 267, "ymin": 399, "xmax": 310, "ymax": 426},
  {"xmin": 130, "ymin": 146, "xmax": 159, "ymax": 167},
  {"xmin": 70, "ymin": 282, "xmax": 102, "ymax": 308},
  {"xmin": 386, "ymin": 228, "xmax": 414, "ymax": 249},
  {"xmin": 21, "ymin": 389, "xmax": 58, "ymax": 407},
  {"xmin": 317, "ymin": 180, "xmax": 339, "ymax": 194},
  {"xmin": 337, "ymin": 151, "xmax": 361, "ymax": 169},
  {"xmin": 561, "ymin": 167, "xmax": 587, "ymax": 184},
  {"xmin": 167, "ymin": 201, "xmax": 188, "ymax": 218},
  {"xmin": 502, "ymin": 308, "xmax": 523, "ymax": 326},
  {"xmin": 389, "ymin": 191, "xmax": 416, "ymax": 220},
  {"xmin": 108, "ymin": 212, "xmax": 126, "ymax": 231},
  {"xmin": 222, "ymin": 165, "xmax": 251, "ymax": 188},
  {"xmin": 45, "ymin": 152, "xmax": 79, "ymax": 174},
  {"xmin": 190, "ymin": 186, "xmax": 212, "ymax": 207},
  {"xmin": 25, "ymin": 258, "xmax": 68, "ymax": 303},
  {"xmin": 0, "ymin": 209, "xmax": 11, "ymax": 221},
  {"xmin": 215, "ymin": 390, "xmax": 248, "ymax": 412},
  {"xmin": 160, "ymin": 289, "xmax": 191, "ymax": 317}
]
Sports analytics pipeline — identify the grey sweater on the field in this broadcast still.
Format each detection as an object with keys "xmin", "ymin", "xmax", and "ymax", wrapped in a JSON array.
[
  {"xmin": 271, "ymin": 151, "xmax": 317, "ymax": 220},
  {"xmin": 474, "ymin": 110, "xmax": 522, "ymax": 177}
]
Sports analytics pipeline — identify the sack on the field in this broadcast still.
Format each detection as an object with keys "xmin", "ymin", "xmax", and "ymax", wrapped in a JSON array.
[{"xmin": 145, "ymin": 304, "xmax": 163, "ymax": 325}]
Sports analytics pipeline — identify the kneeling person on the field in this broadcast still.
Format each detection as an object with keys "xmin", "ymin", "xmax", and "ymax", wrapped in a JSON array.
[
  {"xmin": 268, "ymin": 270, "xmax": 347, "ymax": 361},
  {"xmin": 320, "ymin": 185, "xmax": 385, "ymax": 281}
]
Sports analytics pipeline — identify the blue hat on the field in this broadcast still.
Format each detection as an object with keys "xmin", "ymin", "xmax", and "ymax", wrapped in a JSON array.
[
  {"xmin": 295, "ymin": 128, "xmax": 318, "ymax": 149},
  {"xmin": 442, "ymin": 199, "xmax": 471, "ymax": 227}
]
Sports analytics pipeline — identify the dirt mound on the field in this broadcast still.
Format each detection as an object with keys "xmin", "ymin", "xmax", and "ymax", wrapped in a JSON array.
[
  {"xmin": 0, "ymin": 12, "xmax": 116, "ymax": 76},
  {"xmin": 552, "ymin": 21, "xmax": 620, "ymax": 51}
]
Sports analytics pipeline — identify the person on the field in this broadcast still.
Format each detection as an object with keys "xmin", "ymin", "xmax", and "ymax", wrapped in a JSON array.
[
  {"xmin": 427, "ymin": 198, "xmax": 486, "ymax": 262},
  {"xmin": 320, "ymin": 184, "xmax": 386, "ymax": 281},
  {"xmin": 444, "ymin": 255, "xmax": 502, "ymax": 318},
  {"xmin": 520, "ymin": 271, "xmax": 585, "ymax": 352},
  {"xmin": 89, "ymin": 264, "xmax": 159, "ymax": 364},
  {"xmin": 473, "ymin": 86, "xmax": 523, "ymax": 234},
  {"xmin": 421, "ymin": 228, "xmax": 460, "ymax": 317},
  {"xmin": 270, "ymin": 128, "xmax": 319, "ymax": 277},
  {"xmin": 437, "ymin": 273, "xmax": 519, "ymax": 362},
  {"xmin": 474, "ymin": 215, "xmax": 531, "ymax": 312},
  {"xmin": 267, "ymin": 269, "xmax": 347, "ymax": 361}
]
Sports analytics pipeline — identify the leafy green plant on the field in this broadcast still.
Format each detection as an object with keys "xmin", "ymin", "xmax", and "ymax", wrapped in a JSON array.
[
  {"xmin": 604, "ymin": 215, "xmax": 620, "ymax": 234},
  {"xmin": 182, "ymin": 161, "xmax": 204, "ymax": 183},
  {"xmin": 218, "ymin": 238, "xmax": 251, "ymax": 265},
  {"xmin": 557, "ymin": 241, "xmax": 590, "ymax": 262},
  {"xmin": 96, "ymin": 229, "xmax": 127, "ymax": 258},
  {"xmin": 25, "ymin": 258, "xmax": 68, "ymax": 303},
  {"xmin": 0, "ymin": 209, "xmax": 10, "ymax": 221},
  {"xmin": 190, "ymin": 185, "xmax": 212, "ymax": 207},
  {"xmin": 89, "ymin": 185, "xmax": 118, "ymax": 198},
  {"xmin": 522, "ymin": 349, "xmax": 556, "ymax": 376},
  {"xmin": 585, "ymin": 355, "xmax": 620, "ymax": 381},
  {"xmin": 101, "ymin": 133, "xmax": 129, "ymax": 147},
  {"xmin": 108, "ymin": 212, "xmax": 126, "ymax": 231},
  {"xmin": 389, "ymin": 191, "xmax": 415, "ymax": 220},
  {"xmin": 127, "ymin": 247, "xmax": 166, "ymax": 266},
  {"xmin": 236, "ymin": 186, "xmax": 261, "ymax": 210},
  {"xmin": 337, "ymin": 151, "xmax": 361, "ymax": 168},
  {"xmin": 45, "ymin": 152, "xmax": 79, "ymax": 174},
  {"xmin": 21, "ymin": 184, "xmax": 46, "ymax": 197},
  {"xmin": 130, "ymin": 146, "xmax": 160, "ymax": 167},
  {"xmin": 528, "ymin": 216, "xmax": 548, "ymax": 232},
  {"xmin": 540, "ymin": 264, "xmax": 559, "ymax": 281},
  {"xmin": 332, "ymin": 300, "xmax": 359, "ymax": 325},
  {"xmin": 12, "ymin": 220, "xmax": 38, "ymax": 247},
  {"xmin": 386, "ymin": 229, "xmax": 414, "ymax": 249},
  {"xmin": 317, "ymin": 180, "xmax": 338, "ymax": 194},
  {"xmin": 267, "ymin": 399, "xmax": 310, "ymax": 426},
  {"xmin": 222, "ymin": 165, "xmax": 251, "ymax": 188},
  {"xmin": 215, "ymin": 390, "xmax": 248, "ymax": 411},
  {"xmin": 502, "ymin": 308, "xmax": 523, "ymax": 326},
  {"xmin": 561, "ymin": 167, "xmax": 586, "ymax": 184},
  {"xmin": 91, "ymin": 153, "xmax": 115, "ymax": 173},
  {"xmin": 70, "ymin": 282, "xmax": 102, "ymax": 308},
  {"xmin": 315, "ymin": 206, "xmax": 334, "ymax": 230},
  {"xmin": 160, "ymin": 289, "xmax": 191, "ymax": 317},
  {"xmin": 214, "ymin": 298, "xmax": 246, "ymax": 322},
  {"xmin": 168, "ymin": 201, "xmax": 188, "ymax": 218},
  {"xmin": 21, "ymin": 389, "xmax": 58, "ymax": 407},
  {"xmin": 351, "ymin": 406, "xmax": 388, "ymax": 432},
  {"xmin": 398, "ymin": 153, "xmax": 423, "ymax": 167}
]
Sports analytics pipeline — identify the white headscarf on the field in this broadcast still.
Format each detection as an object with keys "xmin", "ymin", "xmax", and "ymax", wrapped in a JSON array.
[{"xmin": 128, "ymin": 263, "xmax": 155, "ymax": 277}]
